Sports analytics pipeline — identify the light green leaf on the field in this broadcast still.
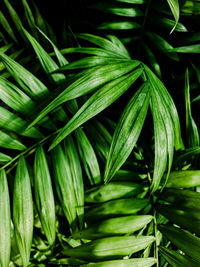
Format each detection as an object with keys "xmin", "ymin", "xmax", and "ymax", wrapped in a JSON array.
[
  {"xmin": 72, "ymin": 215, "xmax": 153, "ymax": 240},
  {"xmin": 50, "ymin": 68, "xmax": 143, "ymax": 150},
  {"xmin": 0, "ymin": 153, "xmax": 12, "ymax": 164},
  {"xmin": 28, "ymin": 61, "xmax": 140, "ymax": 129},
  {"xmin": 166, "ymin": 0, "xmax": 180, "ymax": 33},
  {"xmin": 0, "ymin": 130, "xmax": 26, "ymax": 151},
  {"xmin": 51, "ymin": 145, "xmax": 77, "ymax": 231},
  {"xmin": 75, "ymin": 128, "xmax": 101, "ymax": 185},
  {"xmin": 54, "ymin": 56, "xmax": 130, "ymax": 70},
  {"xmin": 0, "ymin": 107, "xmax": 43, "ymax": 139},
  {"xmin": 0, "ymin": 170, "xmax": 11, "ymax": 267},
  {"xmin": 77, "ymin": 33, "xmax": 131, "ymax": 59},
  {"xmin": 169, "ymin": 44, "xmax": 200, "ymax": 53},
  {"xmin": 85, "ymin": 258, "xmax": 156, "ymax": 267},
  {"xmin": 164, "ymin": 170, "xmax": 200, "ymax": 188},
  {"xmin": 13, "ymin": 157, "xmax": 33, "ymax": 267},
  {"xmin": 0, "ymin": 76, "xmax": 34, "ymax": 114},
  {"xmin": 0, "ymin": 52, "xmax": 48, "ymax": 98},
  {"xmin": 34, "ymin": 145, "xmax": 56, "ymax": 246},
  {"xmin": 85, "ymin": 182, "xmax": 143, "ymax": 203},
  {"xmin": 63, "ymin": 235, "xmax": 155, "ymax": 261},
  {"xmin": 98, "ymin": 21, "xmax": 141, "ymax": 30},
  {"xmin": 85, "ymin": 198, "xmax": 149, "ymax": 223},
  {"xmin": 64, "ymin": 136, "xmax": 84, "ymax": 228},
  {"xmin": 104, "ymin": 83, "xmax": 150, "ymax": 183}
]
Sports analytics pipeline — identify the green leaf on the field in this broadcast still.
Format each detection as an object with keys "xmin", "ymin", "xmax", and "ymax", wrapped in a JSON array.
[
  {"xmin": 159, "ymin": 188, "xmax": 200, "ymax": 211},
  {"xmin": 104, "ymin": 83, "xmax": 150, "ymax": 183},
  {"xmin": 22, "ymin": 0, "xmax": 39, "ymax": 40},
  {"xmin": 157, "ymin": 204, "xmax": 200, "ymax": 235},
  {"xmin": 0, "ymin": 76, "xmax": 34, "ymax": 114},
  {"xmin": 85, "ymin": 198, "xmax": 149, "ymax": 223},
  {"xmin": 115, "ymin": 0, "xmax": 146, "ymax": 3},
  {"xmin": 22, "ymin": 27, "xmax": 67, "ymax": 84},
  {"xmin": 159, "ymin": 246, "xmax": 197, "ymax": 267},
  {"xmin": 28, "ymin": 61, "xmax": 140, "ymax": 129},
  {"xmin": 85, "ymin": 182, "xmax": 143, "ymax": 203},
  {"xmin": 36, "ymin": 26, "xmax": 68, "ymax": 67},
  {"xmin": 169, "ymin": 44, "xmax": 200, "ymax": 53},
  {"xmin": 0, "ymin": 170, "xmax": 11, "ymax": 267},
  {"xmin": 0, "ymin": 130, "xmax": 26, "ymax": 151},
  {"xmin": 63, "ymin": 235, "xmax": 155, "ymax": 261},
  {"xmin": 75, "ymin": 128, "xmax": 101, "ymax": 185},
  {"xmin": 159, "ymin": 225, "xmax": 200, "ymax": 263},
  {"xmin": 85, "ymin": 121, "xmax": 112, "ymax": 162},
  {"xmin": 58, "ymin": 47, "xmax": 123, "ymax": 58},
  {"xmin": 98, "ymin": 21, "xmax": 141, "ymax": 30},
  {"xmin": 50, "ymin": 68, "xmax": 143, "ymax": 150},
  {"xmin": 0, "ymin": 10, "xmax": 17, "ymax": 42},
  {"xmin": 89, "ymin": 3, "xmax": 144, "ymax": 18},
  {"xmin": 13, "ymin": 157, "xmax": 34, "ymax": 267},
  {"xmin": 0, "ymin": 107, "xmax": 43, "ymax": 139},
  {"xmin": 55, "ymin": 56, "xmax": 130, "ymax": 70},
  {"xmin": 34, "ymin": 145, "xmax": 56, "ymax": 246},
  {"xmin": 146, "ymin": 32, "xmax": 179, "ymax": 61},
  {"xmin": 166, "ymin": 0, "xmax": 180, "ymax": 33},
  {"xmin": 51, "ymin": 145, "xmax": 77, "ymax": 231},
  {"xmin": 0, "ymin": 153, "xmax": 12, "ymax": 164},
  {"xmin": 142, "ymin": 43, "xmax": 161, "ymax": 78},
  {"xmin": 145, "ymin": 65, "xmax": 183, "ymax": 190},
  {"xmin": 77, "ymin": 33, "xmax": 131, "ymax": 59},
  {"xmin": 0, "ymin": 52, "xmax": 48, "ymax": 98},
  {"xmin": 84, "ymin": 258, "xmax": 157, "ymax": 267},
  {"xmin": 64, "ymin": 136, "xmax": 84, "ymax": 228},
  {"xmin": 72, "ymin": 215, "xmax": 153, "ymax": 240},
  {"xmin": 185, "ymin": 68, "xmax": 199, "ymax": 147},
  {"xmin": 3, "ymin": 0, "xmax": 26, "ymax": 42},
  {"xmin": 164, "ymin": 170, "xmax": 200, "ymax": 188}
]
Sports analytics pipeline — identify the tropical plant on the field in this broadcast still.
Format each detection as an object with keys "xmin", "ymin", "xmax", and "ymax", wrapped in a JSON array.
[{"xmin": 0, "ymin": 0, "xmax": 200, "ymax": 266}]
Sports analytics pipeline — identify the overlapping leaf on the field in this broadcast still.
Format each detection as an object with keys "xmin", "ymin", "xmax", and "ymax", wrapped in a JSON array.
[
  {"xmin": 0, "ymin": 170, "xmax": 11, "ymax": 267},
  {"xmin": 13, "ymin": 157, "xmax": 33, "ymax": 267},
  {"xmin": 104, "ymin": 83, "xmax": 150, "ymax": 183}
]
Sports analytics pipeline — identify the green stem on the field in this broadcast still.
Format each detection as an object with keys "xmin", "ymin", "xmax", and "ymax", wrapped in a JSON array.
[{"xmin": 1, "ymin": 128, "xmax": 61, "ymax": 173}]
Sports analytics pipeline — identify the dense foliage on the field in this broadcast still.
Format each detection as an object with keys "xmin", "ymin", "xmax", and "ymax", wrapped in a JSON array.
[{"xmin": 0, "ymin": 0, "xmax": 200, "ymax": 266}]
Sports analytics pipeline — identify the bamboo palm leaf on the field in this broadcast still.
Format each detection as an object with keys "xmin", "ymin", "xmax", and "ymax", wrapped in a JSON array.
[
  {"xmin": 63, "ymin": 235, "xmax": 155, "ymax": 261},
  {"xmin": 50, "ymin": 68, "xmax": 143, "ymax": 150},
  {"xmin": 85, "ymin": 182, "xmax": 143, "ymax": 203},
  {"xmin": 159, "ymin": 225, "xmax": 200, "ymax": 263},
  {"xmin": 166, "ymin": 0, "xmax": 180, "ymax": 32},
  {"xmin": 0, "ymin": 153, "xmax": 12, "ymax": 164},
  {"xmin": 51, "ymin": 145, "xmax": 77, "ymax": 232},
  {"xmin": 72, "ymin": 215, "xmax": 153, "ymax": 240},
  {"xmin": 13, "ymin": 157, "xmax": 33, "ymax": 267},
  {"xmin": 34, "ymin": 145, "xmax": 56, "ymax": 246},
  {"xmin": 159, "ymin": 246, "xmax": 197, "ymax": 267},
  {"xmin": 0, "ymin": 170, "xmax": 11, "ymax": 267},
  {"xmin": 75, "ymin": 128, "xmax": 101, "ymax": 185},
  {"xmin": 28, "ymin": 61, "xmax": 140, "ymax": 129},
  {"xmin": 104, "ymin": 83, "xmax": 150, "ymax": 183},
  {"xmin": 185, "ymin": 68, "xmax": 199, "ymax": 147},
  {"xmin": 64, "ymin": 136, "xmax": 84, "ymax": 228}
]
